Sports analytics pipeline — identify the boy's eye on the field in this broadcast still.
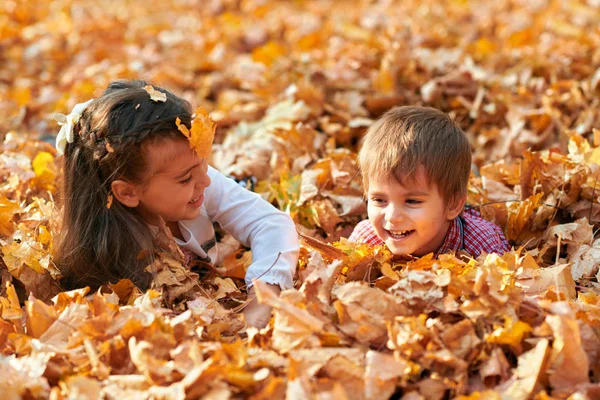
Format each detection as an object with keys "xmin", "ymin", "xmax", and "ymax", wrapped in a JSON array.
[
  {"xmin": 406, "ymin": 199, "xmax": 423, "ymax": 205},
  {"xmin": 370, "ymin": 197, "xmax": 386, "ymax": 204}
]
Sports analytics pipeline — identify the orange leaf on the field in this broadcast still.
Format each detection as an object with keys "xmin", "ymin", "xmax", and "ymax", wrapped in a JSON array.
[
  {"xmin": 176, "ymin": 107, "xmax": 216, "ymax": 159},
  {"xmin": 0, "ymin": 196, "xmax": 19, "ymax": 237},
  {"xmin": 25, "ymin": 298, "xmax": 57, "ymax": 338}
]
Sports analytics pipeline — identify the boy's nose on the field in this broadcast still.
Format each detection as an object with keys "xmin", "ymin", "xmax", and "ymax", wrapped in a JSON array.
[{"xmin": 386, "ymin": 207, "xmax": 404, "ymax": 224}]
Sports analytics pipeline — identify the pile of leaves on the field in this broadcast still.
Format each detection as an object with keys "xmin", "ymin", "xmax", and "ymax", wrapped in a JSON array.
[{"xmin": 2, "ymin": 0, "xmax": 600, "ymax": 398}]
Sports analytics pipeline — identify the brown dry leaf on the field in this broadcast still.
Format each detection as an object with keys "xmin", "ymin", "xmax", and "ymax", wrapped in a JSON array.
[
  {"xmin": 213, "ymin": 277, "xmax": 239, "ymax": 300},
  {"xmin": 0, "ymin": 196, "xmax": 20, "ymax": 237},
  {"xmin": 388, "ymin": 269, "xmax": 450, "ymax": 312},
  {"xmin": 128, "ymin": 336, "xmax": 179, "ymax": 385},
  {"xmin": 2, "ymin": 234, "xmax": 50, "ymax": 277},
  {"xmin": 479, "ymin": 348, "xmax": 511, "ymax": 386},
  {"xmin": 254, "ymin": 280, "xmax": 325, "ymax": 353},
  {"xmin": 364, "ymin": 351, "xmax": 409, "ymax": 400},
  {"xmin": 439, "ymin": 319, "xmax": 481, "ymax": 360},
  {"xmin": 545, "ymin": 305, "xmax": 590, "ymax": 395},
  {"xmin": 333, "ymin": 282, "xmax": 408, "ymax": 346},
  {"xmin": 108, "ymin": 279, "xmax": 143, "ymax": 305},
  {"xmin": 24, "ymin": 296, "xmax": 57, "ymax": 338},
  {"xmin": 222, "ymin": 249, "xmax": 251, "ymax": 280},
  {"xmin": 518, "ymin": 264, "xmax": 577, "ymax": 300},
  {"xmin": 176, "ymin": 107, "xmax": 216, "ymax": 159},
  {"xmin": 0, "ymin": 352, "xmax": 52, "ymax": 399},
  {"xmin": 506, "ymin": 193, "xmax": 544, "ymax": 243},
  {"xmin": 568, "ymin": 238, "xmax": 600, "ymax": 281},
  {"xmin": 499, "ymin": 339, "xmax": 549, "ymax": 399},
  {"xmin": 63, "ymin": 375, "xmax": 103, "ymax": 399}
]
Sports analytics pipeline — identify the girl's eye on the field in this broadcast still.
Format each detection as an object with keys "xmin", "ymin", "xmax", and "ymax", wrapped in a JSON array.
[
  {"xmin": 406, "ymin": 199, "xmax": 423, "ymax": 205},
  {"xmin": 180, "ymin": 176, "xmax": 193, "ymax": 185}
]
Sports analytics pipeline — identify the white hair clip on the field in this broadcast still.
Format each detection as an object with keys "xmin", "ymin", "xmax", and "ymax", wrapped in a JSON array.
[{"xmin": 53, "ymin": 99, "xmax": 94, "ymax": 155}]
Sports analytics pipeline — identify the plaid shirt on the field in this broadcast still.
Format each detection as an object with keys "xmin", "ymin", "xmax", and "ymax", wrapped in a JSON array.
[{"xmin": 349, "ymin": 208, "xmax": 510, "ymax": 258}]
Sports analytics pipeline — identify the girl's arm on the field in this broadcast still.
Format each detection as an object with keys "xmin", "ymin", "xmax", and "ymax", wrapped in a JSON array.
[{"xmin": 204, "ymin": 166, "xmax": 299, "ymax": 290}]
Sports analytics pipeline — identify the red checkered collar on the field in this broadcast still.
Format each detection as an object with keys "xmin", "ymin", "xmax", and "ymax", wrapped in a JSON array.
[{"xmin": 435, "ymin": 216, "xmax": 464, "ymax": 256}]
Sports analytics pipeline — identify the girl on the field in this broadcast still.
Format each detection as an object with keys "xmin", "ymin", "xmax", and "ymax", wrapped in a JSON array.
[{"xmin": 53, "ymin": 80, "xmax": 299, "ymax": 327}]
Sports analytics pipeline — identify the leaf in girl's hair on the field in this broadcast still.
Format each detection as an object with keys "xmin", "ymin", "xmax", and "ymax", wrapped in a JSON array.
[
  {"xmin": 143, "ymin": 85, "xmax": 167, "ymax": 102},
  {"xmin": 176, "ymin": 107, "xmax": 216, "ymax": 159}
]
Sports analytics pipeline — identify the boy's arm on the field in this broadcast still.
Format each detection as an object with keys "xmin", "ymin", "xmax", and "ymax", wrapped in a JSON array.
[{"xmin": 204, "ymin": 166, "xmax": 299, "ymax": 290}]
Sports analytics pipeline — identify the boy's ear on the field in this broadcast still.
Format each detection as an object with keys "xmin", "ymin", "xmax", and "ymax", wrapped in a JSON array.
[
  {"xmin": 111, "ymin": 180, "xmax": 140, "ymax": 208},
  {"xmin": 446, "ymin": 194, "xmax": 467, "ymax": 220}
]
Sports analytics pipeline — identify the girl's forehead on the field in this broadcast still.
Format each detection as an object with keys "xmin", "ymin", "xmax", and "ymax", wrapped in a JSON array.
[{"xmin": 144, "ymin": 138, "xmax": 197, "ymax": 176}]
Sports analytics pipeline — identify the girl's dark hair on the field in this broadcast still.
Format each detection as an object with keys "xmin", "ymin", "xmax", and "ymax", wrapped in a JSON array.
[{"xmin": 54, "ymin": 80, "xmax": 192, "ymax": 291}]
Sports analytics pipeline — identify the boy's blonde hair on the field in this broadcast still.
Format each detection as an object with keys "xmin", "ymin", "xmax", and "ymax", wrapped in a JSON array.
[{"xmin": 358, "ymin": 106, "xmax": 471, "ymax": 203}]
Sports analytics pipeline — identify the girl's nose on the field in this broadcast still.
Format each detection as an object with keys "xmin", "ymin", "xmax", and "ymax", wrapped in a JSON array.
[{"xmin": 197, "ymin": 173, "xmax": 211, "ymax": 188}]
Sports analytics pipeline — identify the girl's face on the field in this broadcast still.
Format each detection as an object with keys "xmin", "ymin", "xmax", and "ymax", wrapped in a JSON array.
[{"xmin": 135, "ymin": 138, "xmax": 211, "ymax": 225}]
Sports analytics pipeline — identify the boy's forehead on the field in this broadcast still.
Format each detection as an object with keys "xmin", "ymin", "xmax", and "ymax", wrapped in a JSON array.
[{"xmin": 372, "ymin": 167, "xmax": 432, "ymax": 189}]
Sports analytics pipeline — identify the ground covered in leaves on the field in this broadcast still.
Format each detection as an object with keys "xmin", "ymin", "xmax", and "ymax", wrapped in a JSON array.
[{"xmin": 2, "ymin": 0, "xmax": 600, "ymax": 399}]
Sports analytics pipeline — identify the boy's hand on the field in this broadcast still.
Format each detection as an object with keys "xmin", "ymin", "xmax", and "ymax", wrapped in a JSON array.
[{"xmin": 243, "ymin": 284, "xmax": 281, "ymax": 328}]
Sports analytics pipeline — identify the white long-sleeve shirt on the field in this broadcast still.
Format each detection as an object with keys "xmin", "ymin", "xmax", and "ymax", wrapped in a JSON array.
[{"xmin": 173, "ymin": 166, "xmax": 298, "ymax": 289}]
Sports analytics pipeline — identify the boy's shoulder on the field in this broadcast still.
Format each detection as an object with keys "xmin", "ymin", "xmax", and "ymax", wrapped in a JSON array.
[
  {"xmin": 461, "ymin": 208, "xmax": 511, "ymax": 256},
  {"xmin": 349, "ymin": 219, "xmax": 384, "ymax": 246}
]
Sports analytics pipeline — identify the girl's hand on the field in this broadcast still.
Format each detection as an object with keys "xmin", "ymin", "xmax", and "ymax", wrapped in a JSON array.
[{"xmin": 243, "ymin": 284, "xmax": 281, "ymax": 328}]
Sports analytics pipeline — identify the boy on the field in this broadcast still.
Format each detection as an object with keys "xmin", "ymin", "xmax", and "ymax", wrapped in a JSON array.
[{"xmin": 349, "ymin": 106, "xmax": 510, "ymax": 258}]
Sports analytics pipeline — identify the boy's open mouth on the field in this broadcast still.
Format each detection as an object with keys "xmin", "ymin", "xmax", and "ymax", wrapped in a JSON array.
[{"xmin": 387, "ymin": 229, "xmax": 414, "ymax": 240}]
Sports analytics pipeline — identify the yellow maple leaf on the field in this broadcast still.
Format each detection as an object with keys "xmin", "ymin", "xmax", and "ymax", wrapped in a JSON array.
[
  {"xmin": 251, "ymin": 41, "xmax": 286, "ymax": 66},
  {"xmin": 487, "ymin": 318, "xmax": 532, "ymax": 349},
  {"xmin": 32, "ymin": 151, "xmax": 57, "ymax": 189},
  {"xmin": 176, "ymin": 107, "xmax": 216, "ymax": 159}
]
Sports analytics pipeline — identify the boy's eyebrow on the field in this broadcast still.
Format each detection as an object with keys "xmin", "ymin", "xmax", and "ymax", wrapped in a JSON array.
[
  {"xmin": 367, "ymin": 191, "xmax": 387, "ymax": 196},
  {"xmin": 405, "ymin": 191, "xmax": 430, "ymax": 196}
]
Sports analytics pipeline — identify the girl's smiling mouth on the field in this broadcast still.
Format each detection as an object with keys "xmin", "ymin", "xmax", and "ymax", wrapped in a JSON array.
[{"xmin": 188, "ymin": 195, "xmax": 203, "ymax": 206}]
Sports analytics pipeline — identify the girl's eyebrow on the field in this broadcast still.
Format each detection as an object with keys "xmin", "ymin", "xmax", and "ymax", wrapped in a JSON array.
[
  {"xmin": 151, "ymin": 161, "xmax": 200, "ymax": 179},
  {"xmin": 174, "ymin": 163, "xmax": 200, "ymax": 179}
]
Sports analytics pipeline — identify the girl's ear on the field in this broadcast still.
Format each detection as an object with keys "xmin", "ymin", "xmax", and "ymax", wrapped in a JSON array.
[
  {"xmin": 446, "ymin": 194, "xmax": 466, "ymax": 220},
  {"xmin": 111, "ymin": 180, "xmax": 140, "ymax": 208}
]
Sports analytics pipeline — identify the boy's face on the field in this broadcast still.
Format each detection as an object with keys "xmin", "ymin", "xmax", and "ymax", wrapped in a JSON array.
[{"xmin": 366, "ymin": 167, "xmax": 464, "ymax": 257}]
